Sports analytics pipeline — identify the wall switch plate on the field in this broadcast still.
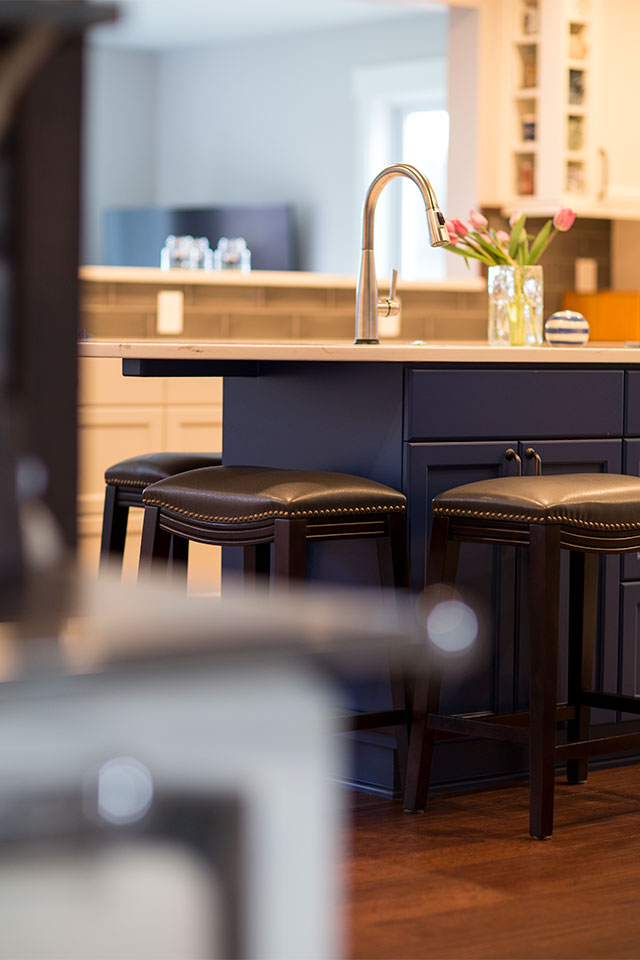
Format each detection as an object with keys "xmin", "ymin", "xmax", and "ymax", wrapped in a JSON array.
[
  {"xmin": 156, "ymin": 290, "xmax": 184, "ymax": 334},
  {"xmin": 575, "ymin": 258, "xmax": 598, "ymax": 294}
]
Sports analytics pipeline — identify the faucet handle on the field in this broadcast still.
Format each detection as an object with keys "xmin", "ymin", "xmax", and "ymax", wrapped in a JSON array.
[
  {"xmin": 389, "ymin": 268, "xmax": 398, "ymax": 302},
  {"xmin": 378, "ymin": 268, "xmax": 401, "ymax": 319},
  {"xmin": 378, "ymin": 270, "xmax": 400, "ymax": 337}
]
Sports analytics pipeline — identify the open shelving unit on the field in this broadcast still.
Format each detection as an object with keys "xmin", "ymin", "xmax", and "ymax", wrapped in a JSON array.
[{"xmin": 506, "ymin": 0, "xmax": 594, "ymax": 214}]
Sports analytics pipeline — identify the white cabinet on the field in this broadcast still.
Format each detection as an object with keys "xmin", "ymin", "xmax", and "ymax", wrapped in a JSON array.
[
  {"xmin": 78, "ymin": 405, "xmax": 165, "ymax": 516},
  {"xmin": 488, "ymin": 0, "xmax": 640, "ymax": 219},
  {"xmin": 592, "ymin": 0, "xmax": 640, "ymax": 215},
  {"xmin": 77, "ymin": 358, "xmax": 223, "ymax": 592}
]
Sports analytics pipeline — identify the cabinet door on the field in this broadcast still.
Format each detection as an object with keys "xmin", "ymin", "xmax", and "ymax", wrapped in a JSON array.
[
  {"xmin": 77, "ymin": 406, "xmax": 165, "ymax": 518},
  {"xmin": 405, "ymin": 440, "xmax": 519, "ymax": 716},
  {"xmin": 623, "ymin": 439, "xmax": 640, "ymax": 580},
  {"xmin": 165, "ymin": 406, "xmax": 223, "ymax": 453},
  {"xmin": 515, "ymin": 438, "xmax": 622, "ymax": 717},
  {"xmin": 621, "ymin": 583, "xmax": 640, "ymax": 721},
  {"xmin": 593, "ymin": 0, "xmax": 640, "ymax": 215}
]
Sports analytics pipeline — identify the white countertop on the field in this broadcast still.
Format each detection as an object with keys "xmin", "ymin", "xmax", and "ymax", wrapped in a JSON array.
[
  {"xmin": 78, "ymin": 265, "xmax": 485, "ymax": 293},
  {"xmin": 77, "ymin": 338, "xmax": 640, "ymax": 364}
]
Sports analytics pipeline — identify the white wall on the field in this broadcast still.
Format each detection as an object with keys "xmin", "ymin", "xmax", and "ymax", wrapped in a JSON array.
[
  {"xmin": 82, "ymin": 48, "xmax": 157, "ymax": 264},
  {"xmin": 83, "ymin": 12, "xmax": 448, "ymax": 272}
]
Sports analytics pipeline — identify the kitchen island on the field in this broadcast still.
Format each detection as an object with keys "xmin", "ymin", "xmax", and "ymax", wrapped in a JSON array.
[{"xmin": 79, "ymin": 337, "xmax": 640, "ymax": 796}]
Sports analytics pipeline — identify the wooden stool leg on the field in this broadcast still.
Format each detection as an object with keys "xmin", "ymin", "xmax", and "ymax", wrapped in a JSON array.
[
  {"xmin": 377, "ymin": 510, "xmax": 410, "ymax": 591},
  {"xmin": 168, "ymin": 534, "xmax": 190, "ymax": 588},
  {"xmin": 138, "ymin": 505, "xmax": 172, "ymax": 581},
  {"xmin": 243, "ymin": 543, "xmax": 271, "ymax": 588},
  {"xmin": 567, "ymin": 551, "xmax": 597, "ymax": 784},
  {"xmin": 404, "ymin": 515, "xmax": 460, "ymax": 812},
  {"xmin": 528, "ymin": 524, "xmax": 561, "ymax": 840},
  {"xmin": 273, "ymin": 518, "xmax": 307, "ymax": 582},
  {"xmin": 377, "ymin": 511, "xmax": 412, "ymax": 793},
  {"xmin": 99, "ymin": 485, "xmax": 129, "ymax": 572}
]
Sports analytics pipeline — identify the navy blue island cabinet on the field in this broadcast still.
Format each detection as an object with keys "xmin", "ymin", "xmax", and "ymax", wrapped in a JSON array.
[
  {"xmin": 115, "ymin": 345, "xmax": 640, "ymax": 797},
  {"xmin": 220, "ymin": 358, "xmax": 640, "ymax": 796}
]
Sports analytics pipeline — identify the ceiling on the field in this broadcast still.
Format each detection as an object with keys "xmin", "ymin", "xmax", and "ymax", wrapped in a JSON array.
[{"xmin": 88, "ymin": 0, "xmax": 441, "ymax": 50}]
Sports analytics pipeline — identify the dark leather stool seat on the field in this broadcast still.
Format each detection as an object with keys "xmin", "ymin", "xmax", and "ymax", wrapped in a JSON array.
[
  {"xmin": 140, "ymin": 465, "xmax": 407, "ymax": 579},
  {"xmin": 139, "ymin": 464, "xmax": 411, "ymax": 785},
  {"xmin": 100, "ymin": 452, "xmax": 222, "ymax": 571},
  {"xmin": 404, "ymin": 473, "xmax": 640, "ymax": 838}
]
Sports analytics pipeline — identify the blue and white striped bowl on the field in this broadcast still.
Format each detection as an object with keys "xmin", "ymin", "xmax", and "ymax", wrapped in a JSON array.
[{"xmin": 544, "ymin": 310, "xmax": 590, "ymax": 346}]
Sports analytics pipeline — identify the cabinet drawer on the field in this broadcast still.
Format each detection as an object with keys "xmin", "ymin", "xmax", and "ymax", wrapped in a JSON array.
[
  {"xmin": 406, "ymin": 369, "xmax": 624, "ymax": 440},
  {"xmin": 78, "ymin": 357, "xmax": 164, "ymax": 406},
  {"xmin": 625, "ymin": 371, "xmax": 640, "ymax": 435}
]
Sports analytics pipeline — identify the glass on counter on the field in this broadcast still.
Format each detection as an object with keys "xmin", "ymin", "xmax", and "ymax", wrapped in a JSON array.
[
  {"xmin": 212, "ymin": 237, "xmax": 251, "ymax": 273},
  {"xmin": 160, "ymin": 235, "xmax": 213, "ymax": 271}
]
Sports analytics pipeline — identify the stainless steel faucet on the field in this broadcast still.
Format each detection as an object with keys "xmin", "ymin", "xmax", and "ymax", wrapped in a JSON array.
[{"xmin": 354, "ymin": 163, "xmax": 450, "ymax": 344}]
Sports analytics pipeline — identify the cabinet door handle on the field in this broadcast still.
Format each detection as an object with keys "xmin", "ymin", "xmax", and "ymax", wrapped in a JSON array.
[
  {"xmin": 525, "ymin": 447, "xmax": 542, "ymax": 475},
  {"xmin": 505, "ymin": 448, "xmax": 522, "ymax": 476}
]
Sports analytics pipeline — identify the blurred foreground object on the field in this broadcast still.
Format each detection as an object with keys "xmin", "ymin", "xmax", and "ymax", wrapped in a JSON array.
[
  {"xmin": 0, "ymin": 1, "xmax": 115, "ymax": 592},
  {"xmin": 0, "ymin": 568, "xmax": 424, "ymax": 959}
]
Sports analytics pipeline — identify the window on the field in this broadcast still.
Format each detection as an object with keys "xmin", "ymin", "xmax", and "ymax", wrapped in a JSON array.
[
  {"xmin": 398, "ymin": 107, "xmax": 450, "ymax": 280},
  {"xmin": 353, "ymin": 59, "xmax": 451, "ymax": 282}
]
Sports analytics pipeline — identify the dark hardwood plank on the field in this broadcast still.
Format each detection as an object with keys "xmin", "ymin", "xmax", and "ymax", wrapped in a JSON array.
[{"xmin": 345, "ymin": 762, "xmax": 640, "ymax": 959}]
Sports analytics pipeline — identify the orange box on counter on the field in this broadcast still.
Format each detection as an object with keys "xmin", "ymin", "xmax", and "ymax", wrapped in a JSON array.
[{"xmin": 562, "ymin": 291, "xmax": 640, "ymax": 342}]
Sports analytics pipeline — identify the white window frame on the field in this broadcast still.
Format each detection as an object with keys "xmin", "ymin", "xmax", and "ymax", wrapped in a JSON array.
[{"xmin": 352, "ymin": 59, "xmax": 447, "ymax": 281}]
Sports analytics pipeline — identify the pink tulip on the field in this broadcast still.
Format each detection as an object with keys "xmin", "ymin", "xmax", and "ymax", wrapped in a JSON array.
[
  {"xmin": 445, "ymin": 219, "xmax": 458, "ymax": 237},
  {"xmin": 496, "ymin": 230, "xmax": 511, "ymax": 244},
  {"xmin": 468, "ymin": 209, "xmax": 488, "ymax": 231},
  {"xmin": 447, "ymin": 233, "xmax": 459, "ymax": 246},
  {"xmin": 452, "ymin": 218, "xmax": 468, "ymax": 238},
  {"xmin": 509, "ymin": 211, "xmax": 523, "ymax": 227},
  {"xmin": 553, "ymin": 208, "xmax": 576, "ymax": 231}
]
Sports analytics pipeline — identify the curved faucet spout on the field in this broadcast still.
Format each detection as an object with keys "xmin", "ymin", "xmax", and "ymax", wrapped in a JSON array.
[{"xmin": 355, "ymin": 163, "xmax": 450, "ymax": 344}]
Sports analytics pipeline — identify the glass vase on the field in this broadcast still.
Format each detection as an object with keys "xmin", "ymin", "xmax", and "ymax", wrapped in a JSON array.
[{"xmin": 487, "ymin": 265, "xmax": 543, "ymax": 346}]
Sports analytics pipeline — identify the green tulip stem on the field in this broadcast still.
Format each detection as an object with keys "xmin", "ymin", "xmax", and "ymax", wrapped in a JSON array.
[
  {"xmin": 508, "ymin": 267, "xmax": 526, "ymax": 345},
  {"xmin": 530, "ymin": 227, "xmax": 558, "ymax": 265}
]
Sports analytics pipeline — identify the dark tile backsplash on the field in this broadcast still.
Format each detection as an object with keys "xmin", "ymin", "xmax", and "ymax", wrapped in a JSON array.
[{"xmin": 482, "ymin": 208, "xmax": 611, "ymax": 316}]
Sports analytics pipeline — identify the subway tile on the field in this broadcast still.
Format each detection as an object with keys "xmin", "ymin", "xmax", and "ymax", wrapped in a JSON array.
[
  {"xmin": 83, "ymin": 308, "xmax": 150, "ymax": 339},
  {"xmin": 191, "ymin": 284, "xmax": 264, "ymax": 308},
  {"xmin": 180, "ymin": 314, "xmax": 225, "ymax": 340},
  {"xmin": 228, "ymin": 314, "xmax": 294, "ymax": 340},
  {"xmin": 300, "ymin": 315, "xmax": 353, "ymax": 340}
]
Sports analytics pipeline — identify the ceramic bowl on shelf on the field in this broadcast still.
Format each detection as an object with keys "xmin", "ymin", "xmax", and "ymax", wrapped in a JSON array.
[{"xmin": 544, "ymin": 310, "xmax": 590, "ymax": 346}]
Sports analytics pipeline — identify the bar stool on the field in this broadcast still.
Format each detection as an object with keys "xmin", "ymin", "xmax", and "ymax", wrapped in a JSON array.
[
  {"xmin": 403, "ymin": 473, "xmax": 640, "ymax": 839},
  {"xmin": 100, "ymin": 453, "xmax": 221, "ymax": 571},
  {"xmin": 139, "ymin": 464, "xmax": 411, "ymax": 778}
]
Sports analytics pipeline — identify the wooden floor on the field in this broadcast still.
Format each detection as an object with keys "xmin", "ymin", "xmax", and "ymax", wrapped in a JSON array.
[{"xmin": 345, "ymin": 763, "xmax": 640, "ymax": 959}]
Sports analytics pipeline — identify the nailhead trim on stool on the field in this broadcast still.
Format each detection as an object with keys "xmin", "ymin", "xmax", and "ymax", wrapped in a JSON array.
[
  {"xmin": 139, "ymin": 464, "xmax": 412, "ymax": 793},
  {"xmin": 403, "ymin": 472, "xmax": 640, "ymax": 839},
  {"xmin": 100, "ymin": 452, "xmax": 222, "ymax": 571}
]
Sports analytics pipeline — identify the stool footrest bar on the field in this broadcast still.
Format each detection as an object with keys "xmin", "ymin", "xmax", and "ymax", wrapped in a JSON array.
[
  {"xmin": 580, "ymin": 690, "xmax": 640, "ymax": 714},
  {"xmin": 557, "ymin": 730, "xmax": 640, "ymax": 760},
  {"xmin": 428, "ymin": 714, "xmax": 529, "ymax": 744},
  {"xmin": 341, "ymin": 709, "xmax": 407, "ymax": 731}
]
